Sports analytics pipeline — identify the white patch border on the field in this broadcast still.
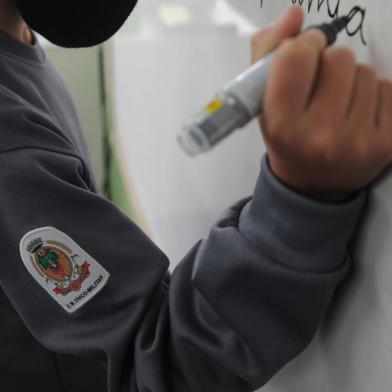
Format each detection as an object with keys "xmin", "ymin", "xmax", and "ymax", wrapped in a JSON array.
[{"xmin": 20, "ymin": 226, "xmax": 110, "ymax": 314}]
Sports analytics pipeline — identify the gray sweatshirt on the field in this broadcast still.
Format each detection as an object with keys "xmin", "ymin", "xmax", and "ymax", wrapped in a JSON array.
[{"xmin": 0, "ymin": 29, "xmax": 367, "ymax": 392}]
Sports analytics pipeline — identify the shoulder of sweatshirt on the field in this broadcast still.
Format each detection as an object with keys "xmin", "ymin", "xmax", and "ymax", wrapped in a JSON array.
[{"xmin": 0, "ymin": 84, "xmax": 76, "ymax": 156}]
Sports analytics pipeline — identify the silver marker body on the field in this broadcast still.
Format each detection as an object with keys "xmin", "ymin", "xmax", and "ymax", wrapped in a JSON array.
[{"xmin": 178, "ymin": 15, "xmax": 350, "ymax": 156}]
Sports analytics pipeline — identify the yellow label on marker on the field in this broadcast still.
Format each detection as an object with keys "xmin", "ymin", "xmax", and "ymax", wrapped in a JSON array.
[{"xmin": 204, "ymin": 98, "xmax": 223, "ymax": 113}]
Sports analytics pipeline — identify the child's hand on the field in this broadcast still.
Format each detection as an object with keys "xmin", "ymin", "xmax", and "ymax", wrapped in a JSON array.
[{"xmin": 252, "ymin": 5, "xmax": 392, "ymax": 203}]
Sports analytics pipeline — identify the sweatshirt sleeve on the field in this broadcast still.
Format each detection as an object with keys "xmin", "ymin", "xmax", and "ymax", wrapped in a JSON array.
[{"xmin": 0, "ymin": 147, "xmax": 367, "ymax": 392}]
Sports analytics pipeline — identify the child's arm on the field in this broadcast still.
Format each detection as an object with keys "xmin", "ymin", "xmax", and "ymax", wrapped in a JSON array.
[
  {"xmin": 0, "ymin": 5, "xmax": 389, "ymax": 392},
  {"xmin": 0, "ymin": 146, "xmax": 366, "ymax": 392}
]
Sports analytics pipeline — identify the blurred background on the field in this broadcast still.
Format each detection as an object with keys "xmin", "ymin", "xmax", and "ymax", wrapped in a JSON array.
[{"xmin": 37, "ymin": 0, "xmax": 268, "ymax": 267}]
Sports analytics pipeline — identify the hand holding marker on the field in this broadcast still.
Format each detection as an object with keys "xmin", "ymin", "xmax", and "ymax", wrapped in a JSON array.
[{"xmin": 177, "ymin": 14, "xmax": 350, "ymax": 156}]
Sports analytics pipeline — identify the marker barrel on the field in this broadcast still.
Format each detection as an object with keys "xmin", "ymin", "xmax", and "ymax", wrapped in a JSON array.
[
  {"xmin": 177, "ymin": 53, "xmax": 274, "ymax": 156},
  {"xmin": 223, "ymin": 52, "xmax": 274, "ymax": 118}
]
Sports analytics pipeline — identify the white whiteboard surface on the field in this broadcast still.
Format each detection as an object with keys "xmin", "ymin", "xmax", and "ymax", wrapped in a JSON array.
[
  {"xmin": 110, "ymin": 2, "xmax": 263, "ymax": 263},
  {"xmin": 110, "ymin": 1, "xmax": 392, "ymax": 391}
]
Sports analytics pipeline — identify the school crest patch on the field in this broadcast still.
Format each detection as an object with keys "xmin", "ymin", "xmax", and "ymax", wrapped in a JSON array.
[{"xmin": 20, "ymin": 227, "xmax": 110, "ymax": 313}]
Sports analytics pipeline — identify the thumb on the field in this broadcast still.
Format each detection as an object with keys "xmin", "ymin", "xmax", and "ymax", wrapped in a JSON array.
[{"xmin": 251, "ymin": 5, "xmax": 304, "ymax": 64}]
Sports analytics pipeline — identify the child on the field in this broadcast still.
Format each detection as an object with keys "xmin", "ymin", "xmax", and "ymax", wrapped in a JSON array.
[{"xmin": 1, "ymin": 2, "xmax": 389, "ymax": 392}]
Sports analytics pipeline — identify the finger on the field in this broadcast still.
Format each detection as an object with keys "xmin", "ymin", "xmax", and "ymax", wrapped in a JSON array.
[
  {"xmin": 371, "ymin": 79, "xmax": 392, "ymax": 161},
  {"xmin": 375, "ymin": 79, "xmax": 392, "ymax": 129},
  {"xmin": 264, "ymin": 29, "xmax": 327, "ymax": 121},
  {"xmin": 347, "ymin": 65, "xmax": 378, "ymax": 131},
  {"xmin": 307, "ymin": 47, "xmax": 356, "ymax": 125},
  {"xmin": 251, "ymin": 5, "xmax": 303, "ymax": 64}
]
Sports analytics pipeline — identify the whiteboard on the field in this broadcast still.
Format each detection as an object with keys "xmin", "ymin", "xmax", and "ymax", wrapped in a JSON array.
[{"xmin": 110, "ymin": 1, "xmax": 392, "ymax": 391}]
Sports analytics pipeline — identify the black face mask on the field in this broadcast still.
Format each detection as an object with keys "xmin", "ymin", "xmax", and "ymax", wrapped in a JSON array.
[{"xmin": 14, "ymin": 0, "xmax": 138, "ymax": 48}]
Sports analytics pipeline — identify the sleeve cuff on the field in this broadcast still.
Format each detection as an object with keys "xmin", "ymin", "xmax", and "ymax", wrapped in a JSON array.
[{"xmin": 238, "ymin": 153, "xmax": 369, "ymax": 273}]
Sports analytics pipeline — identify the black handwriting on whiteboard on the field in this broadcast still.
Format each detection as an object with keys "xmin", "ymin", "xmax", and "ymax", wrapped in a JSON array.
[{"xmin": 260, "ymin": 0, "xmax": 367, "ymax": 45}]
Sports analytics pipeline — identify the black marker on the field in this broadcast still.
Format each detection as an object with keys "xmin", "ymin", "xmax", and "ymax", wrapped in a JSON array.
[{"xmin": 177, "ymin": 15, "xmax": 350, "ymax": 156}]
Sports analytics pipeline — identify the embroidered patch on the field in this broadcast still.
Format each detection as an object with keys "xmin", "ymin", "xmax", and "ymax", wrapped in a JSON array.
[{"xmin": 20, "ymin": 227, "xmax": 110, "ymax": 314}]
